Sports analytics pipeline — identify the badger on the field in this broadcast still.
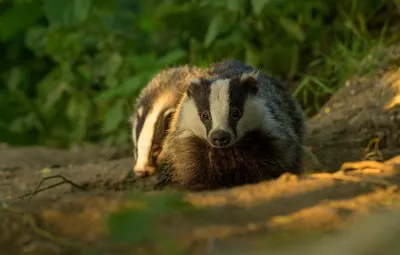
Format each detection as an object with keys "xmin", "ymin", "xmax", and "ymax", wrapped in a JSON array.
[
  {"xmin": 157, "ymin": 59, "xmax": 306, "ymax": 191},
  {"xmin": 130, "ymin": 65, "xmax": 203, "ymax": 178}
]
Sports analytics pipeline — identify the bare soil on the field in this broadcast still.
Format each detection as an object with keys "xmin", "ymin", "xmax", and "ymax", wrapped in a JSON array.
[
  {"xmin": 1, "ymin": 67, "xmax": 400, "ymax": 255},
  {"xmin": 306, "ymin": 67, "xmax": 400, "ymax": 171}
]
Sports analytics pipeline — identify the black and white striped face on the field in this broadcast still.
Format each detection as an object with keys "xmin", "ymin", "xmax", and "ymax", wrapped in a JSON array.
[
  {"xmin": 180, "ymin": 73, "xmax": 268, "ymax": 148},
  {"xmin": 130, "ymin": 98, "xmax": 175, "ymax": 177}
]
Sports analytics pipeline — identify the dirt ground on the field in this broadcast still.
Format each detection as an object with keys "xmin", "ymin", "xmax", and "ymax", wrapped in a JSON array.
[{"xmin": 1, "ymin": 66, "xmax": 400, "ymax": 255}]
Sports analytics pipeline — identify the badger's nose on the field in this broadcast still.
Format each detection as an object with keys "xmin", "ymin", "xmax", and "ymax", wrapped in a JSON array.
[
  {"xmin": 210, "ymin": 130, "xmax": 231, "ymax": 147},
  {"xmin": 134, "ymin": 169, "xmax": 150, "ymax": 178}
]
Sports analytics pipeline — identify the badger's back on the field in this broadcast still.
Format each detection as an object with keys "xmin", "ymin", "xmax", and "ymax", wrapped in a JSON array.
[
  {"xmin": 131, "ymin": 65, "xmax": 204, "ymax": 177},
  {"xmin": 133, "ymin": 65, "xmax": 202, "ymax": 113}
]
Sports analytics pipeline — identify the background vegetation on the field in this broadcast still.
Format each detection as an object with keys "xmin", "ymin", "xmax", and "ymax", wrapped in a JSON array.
[{"xmin": 1, "ymin": 0, "xmax": 399, "ymax": 148}]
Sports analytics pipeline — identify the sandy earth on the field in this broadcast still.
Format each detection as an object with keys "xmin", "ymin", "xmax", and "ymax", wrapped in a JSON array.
[{"xmin": 1, "ymin": 66, "xmax": 400, "ymax": 255}]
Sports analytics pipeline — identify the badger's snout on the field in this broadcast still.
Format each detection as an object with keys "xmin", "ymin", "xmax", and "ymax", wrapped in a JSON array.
[
  {"xmin": 133, "ymin": 165, "xmax": 156, "ymax": 179},
  {"xmin": 209, "ymin": 130, "xmax": 232, "ymax": 148}
]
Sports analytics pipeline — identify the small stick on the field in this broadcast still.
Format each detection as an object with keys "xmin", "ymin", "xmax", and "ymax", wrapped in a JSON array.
[
  {"xmin": 14, "ymin": 175, "xmax": 86, "ymax": 202},
  {"xmin": 14, "ymin": 181, "xmax": 67, "ymax": 201},
  {"xmin": 362, "ymin": 137, "xmax": 384, "ymax": 162}
]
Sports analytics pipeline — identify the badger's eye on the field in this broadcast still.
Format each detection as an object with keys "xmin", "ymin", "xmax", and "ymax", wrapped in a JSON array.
[
  {"xmin": 231, "ymin": 107, "xmax": 242, "ymax": 120},
  {"xmin": 151, "ymin": 145, "xmax": 161, "ymax": 161},
  {"xmin": 152, "ymin": 144, "xmax": 161, "ymax": 155},
  {"xmin": 200, "ymin": 111, "xmax": 210, "ymax": 122}
]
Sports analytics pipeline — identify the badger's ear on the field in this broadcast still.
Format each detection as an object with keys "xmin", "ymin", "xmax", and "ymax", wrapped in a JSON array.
[
  {"xmin": 186, "ymin": 78, "xmax": 202, "ymax": 98},
  {"xmin": 240, "ymin": 73, "xmax": 259, "ymax": 95}
]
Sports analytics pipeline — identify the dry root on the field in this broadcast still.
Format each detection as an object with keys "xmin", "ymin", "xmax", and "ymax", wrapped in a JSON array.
[
  {"xmin": 362, "ymin": 137, "xmax": 384, "ymax": 162},
  {"xmin": 310, "ymin": 137, "xmax": 400, "ymax": 188},
  {"xmin": 310, "ymin": 157, "xmax": 400, "ymax": 188},
  {"xmin": 14, "ymin": 175, "xmax": 86, "ymax": 202}
]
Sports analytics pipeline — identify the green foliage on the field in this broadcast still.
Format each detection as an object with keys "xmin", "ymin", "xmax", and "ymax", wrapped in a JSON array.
[
  {"xmin": 0, "ymin": 0, "xmax": 398, "ymax": 147},
  {"xmin": 106, "ymin": 190, "xmax": 192, "ymax": 254},
  {"xmin": 43, "ymin": 0, "xmax": 92, "ymax": 26}
]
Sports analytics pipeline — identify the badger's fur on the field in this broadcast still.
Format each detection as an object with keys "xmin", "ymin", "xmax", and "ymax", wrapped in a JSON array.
[
  {"xmin": 157, "ymin": 59, "xmax": 305, "ymax": 191},
  {"xmin": 130, "ymin": 65, "xmax": 203, "ymax": 178}
]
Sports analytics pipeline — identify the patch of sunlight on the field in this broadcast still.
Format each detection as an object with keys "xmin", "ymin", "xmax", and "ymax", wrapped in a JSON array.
[
  {"xmin": 40, "ymin": 167, "xmax": 52, "ymax": 174},
  {"xmin": 383, "ymin": 68, "xmax": 400, "ymax": 110}
]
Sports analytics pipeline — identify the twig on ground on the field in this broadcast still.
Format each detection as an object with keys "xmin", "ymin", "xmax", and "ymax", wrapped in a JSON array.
[
  {"xmin": 310, "ymin": 152, "xmax": 400, "ymax": 188},
  {"xmin": 362, "ymin": 137, "xmax": 384, "ymax": 162},
  {"xmin": 14, "ymin": 175, "xmax": 87, "ymax": 202}
]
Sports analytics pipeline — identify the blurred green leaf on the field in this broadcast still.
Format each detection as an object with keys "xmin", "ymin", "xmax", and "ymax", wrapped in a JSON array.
[
  {"xmin": 44, "ymin": 0, "xmax": 92, "ymax": 26},
  {"xmin": 251, "ymin": 0, "xmax": 272, "ymax": 16},
  {"xmin": 25, "ymin": 26, "xmax": 48, "ymax": 54},
  {"xmin": 204, "ymin": 14, "xmax": 225, "ymax": 48},
  {"xmin": 0, "ymin": 1, "xmax": 43, "ymax": 41},
  {"xmin": 102, "ymin": 100, "xmax": 125, "ymax": 133},
  {"xmin": 6, "ymin": 67, "xmax": 23, "ymax": 90},
  {"xmin": 44, "ymin": 30, "xmax": 85, "ymax": 62},
  {"xmin": 108, "ymin": 191, "xmax": 191, "ymax": 245},
  {"xmin": 244, "ymin": 43, "xmax": 260, "ymax": 67},
  {"xmin": 279, "ymin": 16, "xmax": 306, "ymax": 42},
  {"xmin": 108, "ymin": 207, "xmax": 155, "ymax": 244},
  {"xmin": 95, "ymin": 73, "xmax": 152, "ymax": 103},
  {"xmin": 126, "ymin": 54, "xmax": 157, "ymax": 70},
  {"xmin": 92, "ymin": 52, "xmax": 123, "ymax": 80},
  {"xmin": 157, "ymin": 49, "xmax": 187, "ymax": 67},
  {"xmin": 226, "ymin": 0, "xmax": 243, "ymax": 13},
  {"xmin": 9, "ymin": 114, "xmax": 36, "ymax": 133}
]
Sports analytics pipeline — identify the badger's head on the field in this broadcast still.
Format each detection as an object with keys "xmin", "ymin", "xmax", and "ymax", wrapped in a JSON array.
[
  {"xmin": 179, "ymin": 72, "xmax": 269, "ymax": 148},
  {"xmin": 130, "ymin": 98, "xmax": 175, "ymax": 178}
]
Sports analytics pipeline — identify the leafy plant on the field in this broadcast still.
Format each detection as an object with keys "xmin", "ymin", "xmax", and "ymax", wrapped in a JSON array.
[
  {"xmin": 106, "ymin": 190, "xmax": 192, "ymax": 254},
  {"xmin": 0, "ymin": 0, "xmax": 398, "ymax": 147}
]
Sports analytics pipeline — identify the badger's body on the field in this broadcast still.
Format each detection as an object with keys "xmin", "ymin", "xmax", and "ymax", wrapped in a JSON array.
[
  {"xmin": 158, "ymin": 59, "xmax": 305, "ymax": 191},
  {"xmin": 130, "ymin": 65, "xmax": 203, "ymax": 178}
]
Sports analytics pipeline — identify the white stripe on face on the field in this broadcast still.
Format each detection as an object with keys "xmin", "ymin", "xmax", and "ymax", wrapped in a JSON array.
[
  {"xmin": 180, "ymin": 99, "xmax": 207, "ymax": 139},
  {"xmin": 131, "ymin": 106, "xmax": 143, "ymax": 150},
  {"xmin": 209, "ymin": 79, "xmax": 234, "ymax": 137},
  {"xmin": 130, "ymin": 115, "xmax": 138, "ymax": 158},
  {"xmin": 134, "ymin": 99, "xmax": 166, "ymax": 172}
]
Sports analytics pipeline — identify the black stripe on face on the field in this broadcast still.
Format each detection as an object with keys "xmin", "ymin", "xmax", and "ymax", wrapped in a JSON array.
[
  {"xmin": 135, "ymin": 107, "xmax": 149, "ymax": 146},
  {"xmin": 227, "ymin": 77, "xmax": 249, "ymax": 137},
  {"xmin": 187, "ymin": 79, "xmax": 213, "ymax": 136},
  {"xmin": 228, "ymin": 75, "xmax": 259, "ymax": 137},
  {"xmin": 149, "ymin": 108, "xmax": 174, "ymax": 165},
  {"xmin": 134, "ymin": 94, "xmax": 154, "ymax": 146}
]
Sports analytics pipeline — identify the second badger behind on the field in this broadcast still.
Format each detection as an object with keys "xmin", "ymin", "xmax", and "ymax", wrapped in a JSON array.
[
  {"xmin": 130, "ymin": 65, "xmax": 202, "ymax": 178},
  {"xmin": 158, "ymin": 60, "xmax": 305, "ymax": 191}
]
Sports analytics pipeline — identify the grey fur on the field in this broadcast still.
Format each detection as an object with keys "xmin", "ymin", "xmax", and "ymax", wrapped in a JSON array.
[
  {"xmin": 158, "ymin": 59, "xmax": 306, "ymax": 191},
  {"xmin": 209, "ymin": 59, "xmax": 305, "ymax": 165}
]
